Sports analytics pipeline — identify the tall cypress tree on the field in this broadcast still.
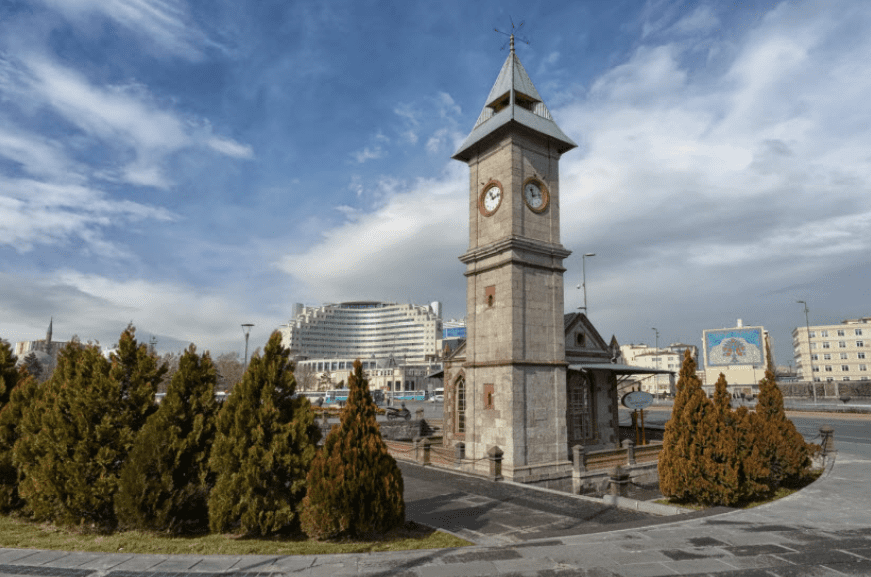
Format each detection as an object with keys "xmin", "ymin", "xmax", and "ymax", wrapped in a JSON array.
[
  {"xmin": 0, "ymin": 340, "xmax": 30, "ymax": 512},
  {"xmin": 659, "ymin": 350, "xmax": 719, "ymax": 503},
  {"xmin": 703, "ymin": 373, "xmax": 741, "ymax": 505},
  {"xmin": 755, "ymin": 367, "xmax": 810, "ymax": 487},
  {"xmin": 208, "ymin": 332, "xmax": 320, "ymax": 536},
  {"xmin": 301, "ymin": 359, "xmax": 405, "ymax": 539},
  {"xmin": 115, "ymin": 345, "xmax": 219, "ymax": 533},
  {"xmin": 13, "ymin": 328, "xmax": 164, "ymax": 529}
]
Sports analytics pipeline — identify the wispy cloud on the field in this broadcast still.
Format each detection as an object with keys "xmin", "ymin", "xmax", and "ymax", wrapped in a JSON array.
[{"xmin": 37, "ymin": 0, "xmax": 209, "ymax": 60}]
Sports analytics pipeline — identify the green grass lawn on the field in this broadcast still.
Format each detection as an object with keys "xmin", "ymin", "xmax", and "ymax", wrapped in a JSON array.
[{"xmin": 0, "ymin": 517, "xmax": 471, "ymax": 555}]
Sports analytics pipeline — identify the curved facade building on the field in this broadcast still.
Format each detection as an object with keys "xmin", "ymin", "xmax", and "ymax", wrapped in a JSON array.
[{"xmin": 278, "ymin": 301, "xmax": 442, "ymax": 362}]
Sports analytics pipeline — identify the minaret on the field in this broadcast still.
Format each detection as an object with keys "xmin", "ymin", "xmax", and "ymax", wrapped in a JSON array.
[{"xmin": 450, "ymin": 37, "xmax": 577, "ymax": 482}]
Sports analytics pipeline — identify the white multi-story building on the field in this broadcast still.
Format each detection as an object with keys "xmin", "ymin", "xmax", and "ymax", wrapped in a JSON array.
[
  {"xmin": 279, "ymin": 301, "xmax": 442, "ymax": 363},
  {"xmin": 278, "ymin": 301, "xmax": 446, "ymax": 393},
  {"xmin": 620, "ymin": 344, "xmax": 683, "ymax": 394},
  {"xmin": 792, "ymin": 317, "xmax": 870, "ymax": 384}
]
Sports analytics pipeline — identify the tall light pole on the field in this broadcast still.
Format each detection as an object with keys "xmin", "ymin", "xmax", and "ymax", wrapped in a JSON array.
[
  {"xmin": 241, "ymin": 323, "xmax": 254, "ymax": 367},
  {"xmin": 796, "ymin": 301, "xmax": 817, "ymax": 404},
  {"xmin": 577, "ymin": 253, "xmax": 596, "ymax": 314},
  {"xmin": 651, "ymin": 327, "xmax": 660, "ymax": 392}
]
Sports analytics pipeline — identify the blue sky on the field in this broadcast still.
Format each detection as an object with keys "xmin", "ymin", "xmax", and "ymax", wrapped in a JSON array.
[{"xmin": 2, "ymin": 0, "xmax": 870, "ymax": 369}]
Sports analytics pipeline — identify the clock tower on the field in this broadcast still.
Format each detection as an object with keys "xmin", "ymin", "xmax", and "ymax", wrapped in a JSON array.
[{"xmin": 451, "ymin": 37, "xmax": 577, "ymax": 483}]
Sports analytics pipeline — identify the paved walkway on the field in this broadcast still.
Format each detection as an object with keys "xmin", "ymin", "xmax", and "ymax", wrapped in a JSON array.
[{"xmin": 0, "ymin": 450, "xmax": 869, "ymax": 576}]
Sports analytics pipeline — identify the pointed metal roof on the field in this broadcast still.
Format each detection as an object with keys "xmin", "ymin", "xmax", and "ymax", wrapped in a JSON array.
[{"xmin": 453, "ymin": 38, "xmax": 577, "ymax": 162}]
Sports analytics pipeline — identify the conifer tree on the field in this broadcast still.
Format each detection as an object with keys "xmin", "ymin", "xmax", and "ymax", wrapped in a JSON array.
[
  {"xmin": 13, "ymin": 328, "xmax": 164, "ymax": 529},
  {"xmin": 110, "ymin": 325, "xmax": 166, "ymax": 433},
  {"xmin": 733, "ymin": 405, "xmax": 770, "ymax": 500},
  {"xmin": 208, "ymin": 332, "xmax": 320, "ymax": 536},
  {"xmin": 0, "ymin": 373, "xmax": 41, "ymax": 513},
  {"xmin": 0, "ymin": 340, "xmax": 20, "ymax": 404},
  {"xmin": 755, "ymin": 366, "xmax": 810, "ymax": 487},
  {"xmin": 115, "ymin": 345, "xmax": 219, "ymax": 533},
  {"xmin": 703, "ymin": 373, "xmax": 741, "ymax": 505},
  {"xmin": 301, "ymin": 359, "xmax": 405, "ymax": 539},
  {"xmin": 659, "ymin": 350, "xmax": 720, "ymax": 503}
]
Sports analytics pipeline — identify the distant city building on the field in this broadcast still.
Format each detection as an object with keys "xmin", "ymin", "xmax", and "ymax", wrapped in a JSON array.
[
  {"xmin": 279, "ymin": 301, "xmax": 442, "ymax": 362},
  {"xmin": 14, "ymin": 319, "xmax": 65, "ymax": 376},
  {"xmin": 279, "ymin": 301, "xmax": 446, "ymax": 394},
  {"xmin": 702, "ymin": 320, "xmax": 771, "ymax": 394},
  {"xmin": 792, "ymin": 317, "xmax": 870, "ymax": 384},
  {"xmin": 293, "ymin": 356, "xmax": 442, "ymax": 394},
  {"xmin": 620, "ymin": 343, "xmax": 687, "ymax": 394}
]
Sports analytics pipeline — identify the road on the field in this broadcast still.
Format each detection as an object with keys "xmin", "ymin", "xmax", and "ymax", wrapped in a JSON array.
[{"xmin": 622, "ymin": 405, "xmax": 871, "ymax": 460}]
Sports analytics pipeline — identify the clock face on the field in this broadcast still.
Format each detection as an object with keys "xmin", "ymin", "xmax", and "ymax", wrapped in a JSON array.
[
  {"xmin": 479, "ymin": 182, "xmax": 503, "ymax": 216},
  {"xmin": 523, "ymin": 179, "xmax": 549, "ymax": 213}
]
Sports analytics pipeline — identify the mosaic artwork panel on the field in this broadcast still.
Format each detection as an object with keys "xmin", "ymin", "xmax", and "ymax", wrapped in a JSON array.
[{"xmin": 705, "ymin": 328, "xmax": 764, "ymax": 367}]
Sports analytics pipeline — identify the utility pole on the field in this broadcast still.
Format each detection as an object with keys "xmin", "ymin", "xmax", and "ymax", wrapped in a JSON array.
[{"xmin": 796, "ymin": 301, "xmax": 817, "ymax": 404}]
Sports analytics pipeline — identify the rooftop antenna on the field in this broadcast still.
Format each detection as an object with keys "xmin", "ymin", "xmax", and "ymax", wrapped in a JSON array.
[{"xmin": 495, "ymin": 17, "xmax": 530, "ymax": 52}]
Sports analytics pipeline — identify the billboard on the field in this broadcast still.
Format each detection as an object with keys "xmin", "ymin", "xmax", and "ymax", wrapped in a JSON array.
[
  {"xmin": 443, "ymin": 327, "xmax": 467, "ymax": 339},
  {"xmin": 704, "ymin": 327, "xmax": 765, "ymax": 367}
]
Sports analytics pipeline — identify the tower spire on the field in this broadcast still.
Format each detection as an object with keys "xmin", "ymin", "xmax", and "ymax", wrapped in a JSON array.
[{"xmin": 46, "ymin": 317, "xmax": 53, "ymax": 343}]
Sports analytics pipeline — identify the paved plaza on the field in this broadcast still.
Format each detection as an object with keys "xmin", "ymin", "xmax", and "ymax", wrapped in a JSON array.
[{"xmin": 0, "ymin": 448, "xmax": 869, "ymax": 576}]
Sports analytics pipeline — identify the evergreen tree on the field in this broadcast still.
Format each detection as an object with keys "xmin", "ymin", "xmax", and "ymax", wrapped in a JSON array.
[
  {"xmin": 703, "ymin": 373, "xmax": 741, "ymax": 505},
  {"xmin": 659, "ymin": 350, "xmax": 720, "ymax": 503},
  {"xmin": 733, "ymin": 406, "xmax": 770, "ymax": 500},
  {"xmin": 13, "ymin": 328, "xmax": 164, "ymax": 529},
  {"xmin": 0, "ymin": 373, "xmax": 41, "ymax": 513},
  {"xmin": 0, "ymin": 340, "xmax": 18, "ymax": 406},
  {"xmin": 301, "ymin": 359, "xmax": 405, "ymax": 539},
  {"xmin": 110, "ymin": 325, "xmax": 166, "ymax": 433},
  {"xmin": 208, "ymin": 332, "xmax": 320, "ymax": 536},
  {"xmin": 115, "ymin": 345, "xmax": 219, "ymax": 533},
  {"xmin": 755, "ymin": 366, "xmax": 810, "ymax": 487}
]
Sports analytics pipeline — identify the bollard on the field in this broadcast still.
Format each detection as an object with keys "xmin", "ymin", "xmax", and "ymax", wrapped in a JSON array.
[
  {"xmin": 420, "ymin": 437, "xmax": 431, "ymax": 466},
  {"xmin": 488, "ymin": 446, "xmax": 503, "ymax": 481},
  {"xmin": 623, "ymin": 440, "xmax": 636, "ymax": 465},
  {"xmin": 416, "ymin": 408, "xmax": 425, "ymax": 420},
  {"xmin": 609, "ymin": 466, "xmax": 630, "ymax": 497},
  {"xmin": 412, "ymin": 437, "xmax": 420, "ymax": 461},
  {"xmin": 572, "ymin": 444, "xmax": 586, "ymax": 473},
  {"xmin": 820, "ymin": 425, "xmax": 835, "ymax": 456},
  {"xmin": 455, "ymin": 442, "xmax": 466, "ymax": 464}
]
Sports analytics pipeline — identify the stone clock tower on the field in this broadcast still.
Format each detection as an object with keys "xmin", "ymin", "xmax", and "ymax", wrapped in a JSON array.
[{"xmin": 450, "ymin": 38, "xmax": 577, "ymax": 483}]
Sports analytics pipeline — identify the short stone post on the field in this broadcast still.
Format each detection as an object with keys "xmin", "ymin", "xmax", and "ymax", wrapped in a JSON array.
[
  {"xmin": 415, "ymin": 408, "xmax": 425, "ymax": 420},
  {"xmin": 623, "ymin": 440, "xmax": 636, "ymax": 465},
  {"xmin": 820, "ymin": 425, "xmax": 835, "ymax": 456},
  {"xmin": 412, "ymin": 437, "xmax": 420, "ymax": 461},
  {"xmin": 488, "ymin": 446, "xmax": 503, "ymax": 481},
  {"xmin": 609, "ymin": 466, "xmax": 630, "ymax": 497},
  {"xmin": 420, "ymin": 437, "xmax": 431, "ymax": 466},
  {"xmin": 455, "ymin": 442, "xmax": 466, "ymax": 465},
  {"xmin": 572, "ymin": 444, "xmax": 586, "ymax": 473}
]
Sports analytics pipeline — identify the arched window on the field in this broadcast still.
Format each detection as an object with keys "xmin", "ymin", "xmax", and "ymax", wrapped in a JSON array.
[{"xmin": 456, "ymin": 376, "xmax": 466, "ymax": 434}]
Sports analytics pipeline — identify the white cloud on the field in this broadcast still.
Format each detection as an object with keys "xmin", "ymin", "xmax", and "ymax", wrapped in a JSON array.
[
  {"xmin": 278, "ymin": 165, "xmax": 468, "ymax": 311},
  {"xmin": 351, "ymin": 146, "xmax": 384, "ymax": 163},
  {"xmin": 38, "ymin": 0, "xmax": 208, "ymax": 60},
  {"xmin": 0, "ymin": 270, "xmax": 273, "ymax": 355},
  {"xmin": 0, "ymin": 178, "xmax": 175, "ymax": 255},
  {"xmin": 207, "ymin": 137, "xmax": 254, "ymax": 159}
]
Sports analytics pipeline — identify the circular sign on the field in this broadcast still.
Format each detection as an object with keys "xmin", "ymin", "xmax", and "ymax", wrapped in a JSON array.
[{"xmin": 621, "ymin": 390, "xmax": 654, "ymax": 410}]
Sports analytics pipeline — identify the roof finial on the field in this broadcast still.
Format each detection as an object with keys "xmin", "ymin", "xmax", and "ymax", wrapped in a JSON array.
[{"xmin": 495, "ymin": 18, "xmax": 528, "ymax": 53}]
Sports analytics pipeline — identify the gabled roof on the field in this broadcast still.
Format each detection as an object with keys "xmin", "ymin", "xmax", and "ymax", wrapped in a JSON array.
[{"xmin": 453, "ymin": 43, "xmax": 577, "ymax": 162}]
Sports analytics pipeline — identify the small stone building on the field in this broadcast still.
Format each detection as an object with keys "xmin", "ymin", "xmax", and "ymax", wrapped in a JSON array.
[{"xmin": 443, "ymin": 312, "xmax": 668, "ymax": 485}]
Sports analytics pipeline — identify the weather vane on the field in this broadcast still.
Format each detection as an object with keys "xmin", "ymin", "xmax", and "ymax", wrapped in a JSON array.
[{"xmin": 495, "ymin": 17, "xmax": 530, "ymax": 52}]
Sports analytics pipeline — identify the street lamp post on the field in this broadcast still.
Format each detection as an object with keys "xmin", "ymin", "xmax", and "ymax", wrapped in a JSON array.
[
  {"xmin": 796, "ymin": 301, "xmax": 817, "ymax": 404},
  {"xmin": 577, "ymin": 253, "xmax": 596, "ymax": 314},
  {"xmin": 651, "ymin": 327, "xmax": 660, "ymax": 392},
  {"xmin": 241, "ymin": 323, "xmax": 254, "ymax": 367}
]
